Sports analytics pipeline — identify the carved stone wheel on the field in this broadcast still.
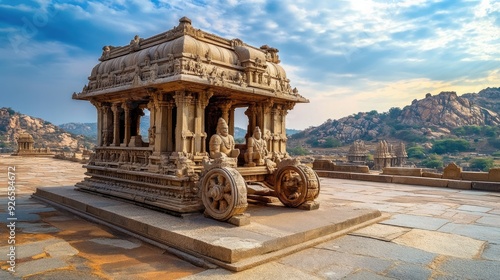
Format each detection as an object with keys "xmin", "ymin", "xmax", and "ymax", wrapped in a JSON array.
[
  {"xmin": 275, "ymin": 165, "xmax": 321, "ymax": 207},
  {"xmin": 201, "ymin": 167, "xmax": 248, "ymax": 221}
]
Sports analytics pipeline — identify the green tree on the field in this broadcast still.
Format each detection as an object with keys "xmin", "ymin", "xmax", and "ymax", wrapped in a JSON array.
[
  {"xmin": 321, "ymin": 137, "xmax": 341, "ymax": 148},
  {"xmin": 469, "ymin": 158, "xmax": 494, "ymax": 171},
  {"xmin": 407, "ymin": 146, "xmax": 426, "ymax": 159},
  {"xmin": 431, "ymin": 139, "xmax": 471, "ymax": 154}
]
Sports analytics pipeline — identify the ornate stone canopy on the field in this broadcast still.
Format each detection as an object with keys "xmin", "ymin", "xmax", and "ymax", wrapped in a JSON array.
[{"xmin": 73, "ymin": 16, "xmax": 307, "ymax": 106}]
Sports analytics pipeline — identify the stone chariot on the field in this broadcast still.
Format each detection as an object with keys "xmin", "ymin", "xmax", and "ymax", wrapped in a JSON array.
[{"xmin": 73, "ymin": 17, "xmax": 320, "ymax": 223}]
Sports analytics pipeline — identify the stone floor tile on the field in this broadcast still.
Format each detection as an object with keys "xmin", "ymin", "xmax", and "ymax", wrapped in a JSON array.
[
  {"xmin": 476, "ymin": 216, "xmax": 500, "ymax": 227},
  {"xmin": 343, "ymin": 270, "xmax": 395, "ymax": 280},
  {"xmin": 14, "ymin": 258, "xmax": 69, "ymax": 278},
  {"xmin": 385, "ymin": 263, "xmax": 432, "ymax": 280},
  {"xmin": 17, "ymin": 222, "xmax": 60, "ymax": 234},
  {"xmin": 0, "ymin": 239, "xmax": 61, "ymax": 261},
  {"xmin": 438, "ymin": 223, "xmax": 500, "ymax": 244},
  {"xmin": 381, "ymin": 214, "xmax": 450, "ymax": 230},
  {"xmin": 458, "ymin": 205, "xmax": 493, "ymax": 213},
  {"xmin": 319, "ymin": 235, "xmax": 437, "ymax": 265},
  {"xmin": 24, "ymin": 270, "xmax": 106, "ymax": 280},
  {"xmin": 280, "ymin": 247, "xmax": 393, "ymax": 274},
  {"xmin": 482, "ymin": 243, "xmax": 500, "ymax": 261},
  {"xmin": 350, "ymin": 224, "xmax": 410, "ymax": 241},
  {"xmin": 89, "ymin": 238, "xmax": 141, "ymax": 249},
  {"xmin": 437, "ymin": 258, "xmax": 499, "ymax": 280},
  {"xmin": 392, "ymin": 229, "xmax": 485, "ymax": 258},
  {"xmin": 45, "ymin": 242, "xmax": 79, "ymax": 258}
]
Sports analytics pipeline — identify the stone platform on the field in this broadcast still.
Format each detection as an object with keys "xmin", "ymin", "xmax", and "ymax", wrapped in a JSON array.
[{"xmin": 33, "ymin": 186, "xmax": 382, "ymax": 272}]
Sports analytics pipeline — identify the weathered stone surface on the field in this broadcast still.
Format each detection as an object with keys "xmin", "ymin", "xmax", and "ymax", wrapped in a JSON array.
[
  {"xmin": 443, "ymin": 162, "xmax": 462, "ymax": 179},
  {"xmin": 350, "ymin": 224, "xmax": 411, "ymax": 241},
  {"xmin": 438, "ymin": 258, "xmax": 500, "ymax": 280},
  {"xmin": 381, "ymin": 214, "xmax": 450, "ymax": 231},
  {"xmin": 447, "ymin": 180, "xmax": 471, "ymax": 190},
  {"xmin": 472, "ymin": 181, "xmax": 500, "ymax": 192},
  {"xmin": 422, "ymin": 171, "xmax": 442, "ymax": 178},
  {"xmin": 312, "ymin": 159, "xmax": 334, "ymax": 170},
  {"xmin": 15, "ymin": 258, "xmax": 69, "ymax": 278},
  {"xmin": 385, "ymin": 263, "xmax": 432, "ymax": 280},
  {"xmin": 488, "ymin": 168, "xmax": 500, "ymax": 182},
  {"xmin": 350, "ymin": 173, "xmax": 393, "ymax": 183},
  {"xmin": 34, "ymin": 186, "xmax": 381, "ymax": 271},
  {"xmin": 439, "ymin": 223, "xmax": 500, "ymax": 244},
  {"xmin": 462, "ymin": 171, "xmax": 489, "ymax": 181},
  {"xmin": 392, "ymin": 229, "xmax": 485, "ymax": 258},
  {"xmin": 319, "ymin": 235, "xmax": 437, "ymax": 265},
  {"xmin": 382, "ymin": 167, "xmax": 422, "ymax": 176},
  {"xmin": 392, "ymin": 176, "xmax": 449, "ymax": 188},
  {"xmin": 482, "ymin": 243, "xmax": 500, "ymax": 261},
  {"xmin": 333, "ymin": 164, "xmax": 370, "ymax": 173}
]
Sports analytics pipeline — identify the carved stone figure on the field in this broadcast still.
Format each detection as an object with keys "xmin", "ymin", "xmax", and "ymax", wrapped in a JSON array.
[
  {"xmin": 148, "ymin": 126, "xmax": 156, "ymax": 146},
  {"xmin": 245, "ymin": 126, "xmax": 270, "ymax": 167},
  {"xmin": 209, "ymin": 118, "xmax": 239, "ymax": 159}
]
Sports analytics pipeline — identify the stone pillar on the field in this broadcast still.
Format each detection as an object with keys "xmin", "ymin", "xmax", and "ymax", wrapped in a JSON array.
[
  {"xmin": 195, "ymin": 90, "xmax": 212, "ymax": 154},
  {"xmin": 220, "ymin": 100, "xmax": 232, "ymax": 124},
  {"xmin": 153, "ymin": 93, "xmax": 171, "ymax": 154},
  {"xmin": 91, "ymin": 101, "xmax": 103, "ymax": 146},
  {"xmin": 174, "ymin": 90, "xmax": 193, "ymax": 153},
  {"xmin": 122, "ymin": 102, "xmax": 131, "ymax": 146},
  {"xmin": 111, "ymin": 103, "xmax": 121, "ymax": 146},
  {"xmin": 102, "ymin": 104, "xmax": 112, "ymax": 146},
  {"xmin": 147, "ymin": 99, "xmax": 156, "ymax": 148}
]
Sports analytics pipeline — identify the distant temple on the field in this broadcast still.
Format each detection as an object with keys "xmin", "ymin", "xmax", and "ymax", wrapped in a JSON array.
[
  {"xmin": 12, "ymin": 133, "xmax": 53, "ymax": 156},
  {"xmin": 373, "ymin": 140, "xmax": 408, "ymax": 169},
  {"xmin": 347, "ymin": 140, "xmax": 368, "ymax": 163}
]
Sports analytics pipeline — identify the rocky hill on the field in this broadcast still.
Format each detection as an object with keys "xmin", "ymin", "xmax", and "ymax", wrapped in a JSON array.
[
  {"xmin": 0, "ymin": 107, "xmax": 93, "ymax": 152},
  {"xmin": 290, "ymin": 88, "xmax": 500, "ymax": 147}
]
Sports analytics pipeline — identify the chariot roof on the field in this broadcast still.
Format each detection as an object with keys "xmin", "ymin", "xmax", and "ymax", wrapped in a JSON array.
[{"xmin": 73, "ymin": 17, "xmax": 308, "ymax": 105}]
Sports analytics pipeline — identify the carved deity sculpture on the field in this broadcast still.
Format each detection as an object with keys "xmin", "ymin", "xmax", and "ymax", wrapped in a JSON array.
[
  {"xmin": 209, "ymin": 118, "xmax": 239, "ymax": 159},
  {"xmin": 244, "ymin": 126, "xmax": 270, "ymax": 167},
  {"xmin": 148, "ymin": 126, "xmax": 156, "ymax": 146}
]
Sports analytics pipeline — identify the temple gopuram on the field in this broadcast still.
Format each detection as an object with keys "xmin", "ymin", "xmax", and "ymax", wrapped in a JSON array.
[{"xmin": 72, "ymin": 17, "xmax": 320, "ymax": 222}]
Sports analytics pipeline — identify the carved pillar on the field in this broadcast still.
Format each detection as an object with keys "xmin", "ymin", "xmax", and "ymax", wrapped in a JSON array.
[
  {"xmin": 122, "ymin": 102, "xmax": 131, "ymax": 146},
  {"xmin": 174, "ymin": 91, "xmax": 193, "ymax": 153},
  {"xmin": 153, "ymin": 93, "xmax": 170, "ymax": 154},
  {"xmin": 195, "ymin": 90, "xmax": 212, "ymax": 154},
  {"xmin": 166, "ymin": 101, "xmax": 175, "ymax": 152},
  {"xmin": 102, "ymin": 104, "xmax": 112, "ymax": 146},
  {"xmin": 245, "ymin": 104, "xmax": 257, "ymax": 139},
  {"xmin": 111, "ymin": 103, "xmax": 121, "ymax": 146},
  {"xmin": 147, "ymin": 99, "xmax": 156, "ymax": 148},
  {"xmin": 91, "ymin": 101, "xmax": 103, "ymax": 146},
  {"xmin": 220, "ymin": 100, "xmax": 232, "ymax": 124}
]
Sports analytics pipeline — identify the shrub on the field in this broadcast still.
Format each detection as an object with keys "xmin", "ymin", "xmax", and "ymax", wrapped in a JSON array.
[
  {"xmin": 287, "ymin": 146, "xmax": 309, "ymax": 156},
  {"xmin": 407, "ymin": 146, "xmax": 426, "ymax": 159},
  {"xmin": 431, "ymin": 139, "xmax": 471, "ymax": 154},
  {"xmin": 469, "ymin": 158, "xmax": 494, "ymax": 171},
  {"xmin": 488, "ymin": 137, "xmax": 500, "ymax": 149}
]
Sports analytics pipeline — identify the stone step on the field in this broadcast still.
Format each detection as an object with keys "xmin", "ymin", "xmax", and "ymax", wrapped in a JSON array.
[{"xmin": 33, "ymin": 186, "xmax": 382, "ymax": 271}]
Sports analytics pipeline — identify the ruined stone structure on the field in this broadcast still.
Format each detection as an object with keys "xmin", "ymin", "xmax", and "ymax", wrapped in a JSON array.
[
  {"xmin": 347, "ymin": 140, "xmax": 368, "ymax": 163},
  {"xmin": 374, "ymin": 140, "xmax": 393, "ymax": 170},
  {"xmin": 392, "ymin": 142, "xmax": 408, "ymax": 167},
  {"xmin": 73, "ymin": 17, "xmax": 320, "ymax": 222},
  {"xmin": 374, "ymin": 140, "xmax": 407, "ymax": 169},
  {"xmin": 12, "ymin": 133, "xmax": 53, "ymax": 156}
]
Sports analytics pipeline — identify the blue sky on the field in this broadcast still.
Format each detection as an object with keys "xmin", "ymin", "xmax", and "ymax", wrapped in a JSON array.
[{"xmin": 0, "ymin": 0, "xmax": 499, "ymax": 130}]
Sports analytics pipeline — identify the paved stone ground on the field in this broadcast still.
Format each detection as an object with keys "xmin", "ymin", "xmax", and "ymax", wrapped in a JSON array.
[{"xmin": 1, "ymin": 155, "xmax": 500, "ymax": 279}]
